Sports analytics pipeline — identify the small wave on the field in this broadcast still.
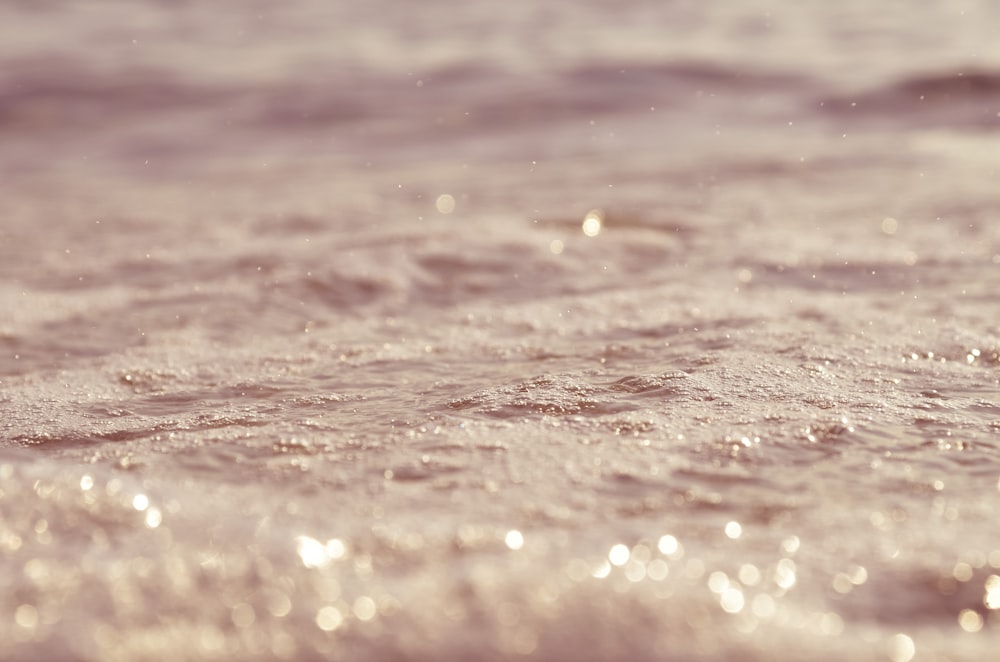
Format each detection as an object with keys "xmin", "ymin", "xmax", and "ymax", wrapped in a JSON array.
[
  {"xmin": 561, "ymin": 59, "xmax": 808, "ymax": 94},
  {"xmin": 446, "ymin": 371, "xmax": 717, "ymax": 421},
  {"xmin": 448, "ymin": 374, "xmax": 637, "ymax": 419},
  {"xmin": 609, "ymin": 372, "xmax": 691, "ymax": 397},
  {"xmin": 885, "ymin": 70, "xmax": 1000, "ymax": 102},
  {"xmin": 744, "ymin": 259, "xmax": 973, "ymax": 294},
  {"xmin": 818, "ymin": 69, "xmax": 1000, "ymax": 129},
  {"xmin": 412, "ymin": 59, "xmax": 810, "ymax": 133},
  {"xmin": 0, "ymin": 57, "xmax": 230, "ymax": 131}
]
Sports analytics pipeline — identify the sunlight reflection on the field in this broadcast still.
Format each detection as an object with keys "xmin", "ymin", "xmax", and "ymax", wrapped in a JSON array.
[
  {"xmin": 326, "ymin": 538, "xmax": 346, "ymax": 560},
  {"xmin": 631, "ymin": 544, "xmax": 651, "ymax": 563},
  {"xmin": 984, "ymin": 574, "xmax": 1000, "ymax": 609},
  {"xmin": 774, "ymin": 558, "xmax": 797, "ymax": 590},
  {"xmin": 435, "ymin": 194, "xmax": 456, "ymax": 214},
  {"xmin": 295, "ymin": 535, "xmax": 348, "ymax": 569},
  {"xmin": 592, "ymin": 560, "xmax": 611, "ymax": 579},
  {"xmin": 657, "ymin": 534, "xmax": 681, "ymax": 557},
  {"xmin": 608, "ymin": 543, "xmax": 630, "ymax": 566},
  {"xmin": 267, "ymin": 591, "xmax": 292, "ymax": 618},
  {"xmin": 144, "ymin": 507, "xmax": 162, "ymax": 529},
  {"xmin": 848, "ymin": 564, "xmax": 868, "ymax": 585},
  {"xmin": 958, "ymin": 608, "xmax": 983, "ymax": 633},
  {"xmin": 719, "ymin": 587, "xmax": 745, "ymax": 614},
  {"xmin": 582, "ymin": 209, "xmax": 603, "ymax": 237},
  {"xmin": 624, "ymin": 559, "xmax": 646, "ymax": 582},
  {"xmin": 316, "ymin": 605, "xmax": 343, "ymax": 632},
  {"xmin": 353, "ymin": 596, "xmax": 377, "ymax": 621},
  {"xmin": 132, "ymin": 494, "xmax": 149, "ymax": 511},
  {"xmin": 887, "ymin": 633, "xmax": 916, "ymax": 662},
  {"xmin": 296, "ymin": 536, "xmax": 329, "ymax": 569},
  {"xmin": 708, "ymin": 571, "xmax": 729, "ymax": 594},
  {"xmin": 738, "ymin": 564, "xmax": 761, "ymax": 586},
  {"xmin": 647, "ymin": 558, "xmax": 669, "ymax": 581},
  {"xmin": 725, "ymin": 521, "xmax": 742, "ymax": 539},
  {"xmin": 752, "ymin": 593, "xmax": 776, "ymax": 619},
  {"xmin": 14, "ymin": 604, "xmax": 38, "ymax": 629},
  {"xmin": 953, "ymin": 562, "xmax": 973, "ymax": 582},
  {"xmin": 231, "ymin": 603, "xmax": 255, "ymax": 629}
]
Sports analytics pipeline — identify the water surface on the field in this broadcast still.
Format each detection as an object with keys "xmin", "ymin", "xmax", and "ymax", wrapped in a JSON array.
[{"xmin": 2, "ymin": 1, "xmax": 1000, "ymax": 660}]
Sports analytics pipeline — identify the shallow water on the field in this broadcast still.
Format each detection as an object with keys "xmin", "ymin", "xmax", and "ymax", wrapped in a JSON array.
[{"xmin": 3, "ymin": 1, "xmax": 1000, "ymax": 660}]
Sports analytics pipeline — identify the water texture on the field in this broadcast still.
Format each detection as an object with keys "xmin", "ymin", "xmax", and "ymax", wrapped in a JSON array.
[{"xmin": 2, "ymin": 1, "xmax": 1000, "ymax": 660}]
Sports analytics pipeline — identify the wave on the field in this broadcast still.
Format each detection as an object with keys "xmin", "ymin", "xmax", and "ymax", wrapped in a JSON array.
[
  {"xmin": 0, "ymin": 55, "xmax": 811, "ymax": 140},
  {"xmin": 818, "ymin": 69, "xmax": 1000, "ymax": 129},
  {"xmin": 0, "ymin": 57, "xmax": 230, "ymax": 130},
  {"xmin": 446, "ymin": 371, "xmax": 716, "ymax": 421}
]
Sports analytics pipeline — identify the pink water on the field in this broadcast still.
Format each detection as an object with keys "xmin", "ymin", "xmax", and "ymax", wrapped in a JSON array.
[{"xmin": 3, "ymin": 1, "xmax": 1000, "ymax": 660}]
